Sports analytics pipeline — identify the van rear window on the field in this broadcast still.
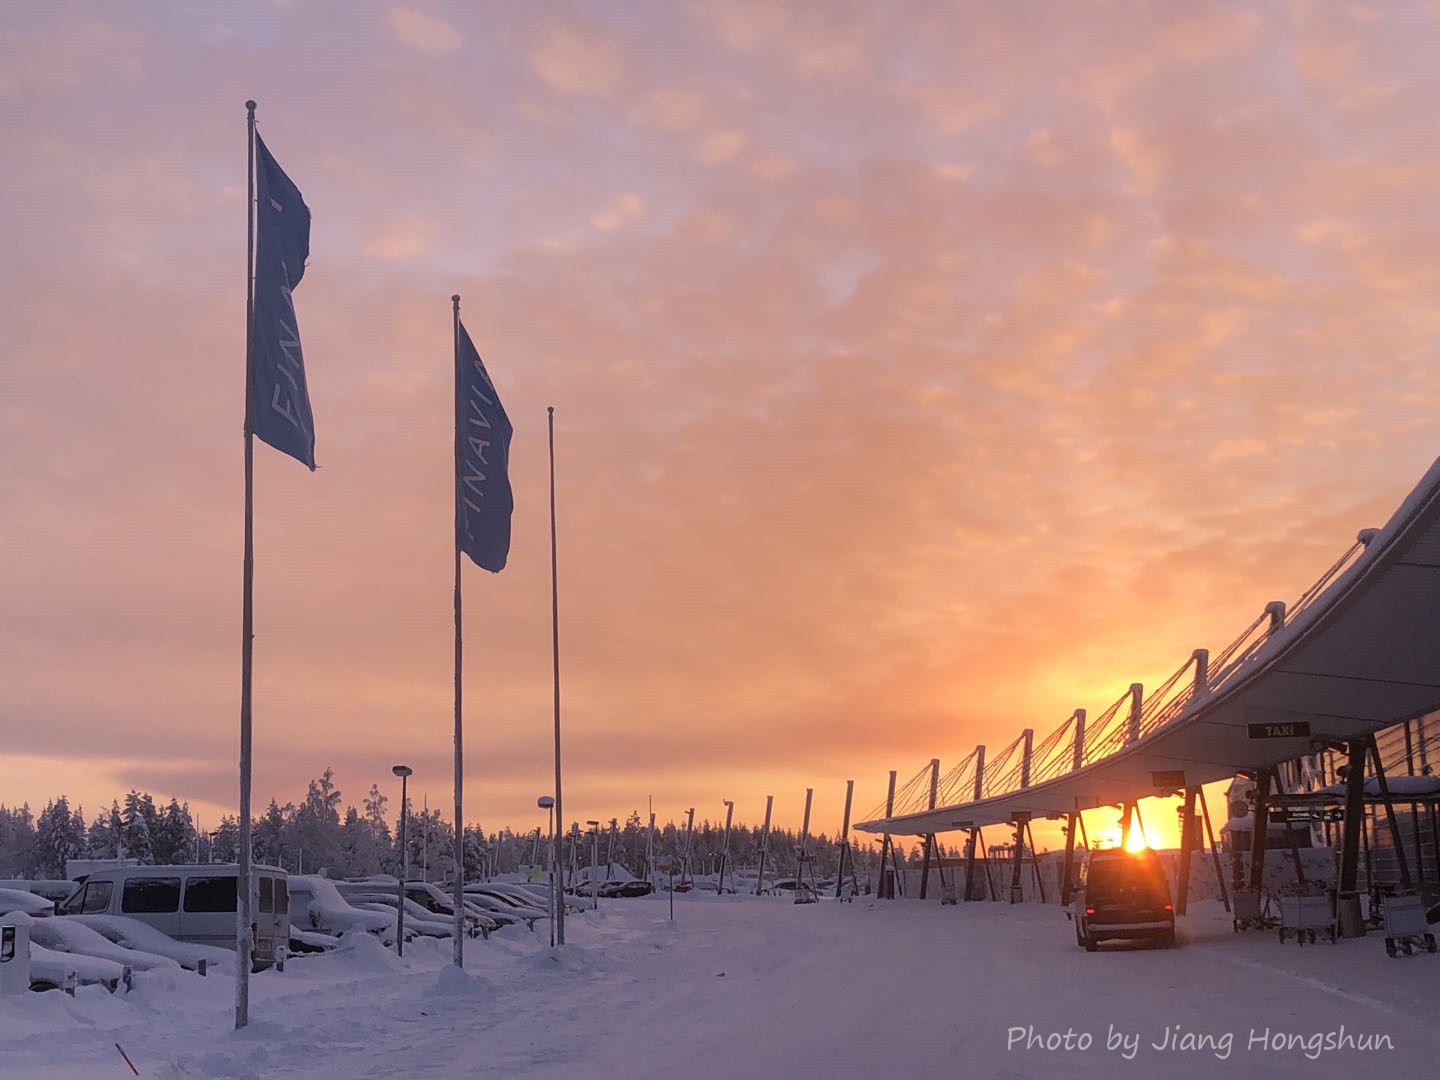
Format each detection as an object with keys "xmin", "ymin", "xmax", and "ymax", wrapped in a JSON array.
[
  {"xmin": 122, "ymin": 877, "xmax": 181, "ymax": 913},
  {"xmin": 183, "ymin": 876, "xmax": 238, "ymax": 913},
  {"xmin": 274, "ymin": 878, "xmax": 288, "ymax": 914},
  {"xmin": 1086, "ymin": 858, "xmax": 1168, "ymax": 898},
  {"xmin": 258, "ymin": 876, "xmax": 273, "ymax": 913}
]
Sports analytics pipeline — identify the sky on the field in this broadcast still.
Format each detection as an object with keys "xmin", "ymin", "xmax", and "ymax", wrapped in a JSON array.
[{"xmin": 4, "ymin": 1, "xmax": 1440, "ymax": 846}]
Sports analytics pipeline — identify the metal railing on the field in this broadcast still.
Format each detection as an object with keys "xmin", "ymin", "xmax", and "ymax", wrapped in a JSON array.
[{"xmin": 873, "ymin": 534, "xmax": 1373, "ymax": 824}]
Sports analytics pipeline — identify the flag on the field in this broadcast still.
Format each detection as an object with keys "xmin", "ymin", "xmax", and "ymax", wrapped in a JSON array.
[
  {"xmin": 456, "ymin": 322, "xmax": 513, "ymax": 571},
  {"xmin": 249, "ymin": 133, "xmax": 316, "ymax": 469}
]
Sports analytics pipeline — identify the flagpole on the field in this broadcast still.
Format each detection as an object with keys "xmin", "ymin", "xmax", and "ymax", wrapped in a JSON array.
[
  {"xmin": 236, "ymin": 98, "xmax": 258, "ymax": 1031},
  {"xmin": 549, "ymin": 405, "xmax": 565, "ymax": 946},
  {"xmin": 451, "ymin": 294, "xmax": 465, "ymax": 966}
]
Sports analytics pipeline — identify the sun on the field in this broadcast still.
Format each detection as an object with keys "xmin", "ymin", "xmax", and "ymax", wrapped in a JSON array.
[{"xmin": 1125, "ymin": 822, "xmax": 1150, "ymax": 852}]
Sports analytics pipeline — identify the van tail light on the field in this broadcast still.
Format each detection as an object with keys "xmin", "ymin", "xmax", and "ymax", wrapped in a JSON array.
[
  {"xmin": 1085, "ymin": 907, "xmax": 1096, "ymax": 916},
  {"xmin": 1163, "ymin": 903, "xmax": 1173, "ymax": 912}
]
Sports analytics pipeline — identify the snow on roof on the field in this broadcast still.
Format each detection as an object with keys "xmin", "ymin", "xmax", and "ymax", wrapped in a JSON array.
[{"xmin": 1312, "ymin": 775, "xmax": 1440, "ymax": 798}]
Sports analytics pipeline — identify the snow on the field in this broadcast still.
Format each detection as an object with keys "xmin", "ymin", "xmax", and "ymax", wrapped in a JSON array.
[
  {"xmin": 25, "ymin": 917, "xmax": 180, "ymax": 972},
  {"xmin": 287, "ymin": 874, "xmax": 394, "ymax": 938},
  {"xmin": 1315, "ymin": 775, "xmax": 1440, "ymax": 798},
  {"xmin": 3, "ymin": 893, "xmax": 1438, "ymax": 1078},
  {"xmin": 0, "ymin": 888, "xmax": 57, "ymax": 916},
  {"xmin": 65, "ymin": 915, "xmax": 233, "ymax": 972},
  {"xmin": 0, "ymin": 881, "xmax": 77, "ymax": 905}
]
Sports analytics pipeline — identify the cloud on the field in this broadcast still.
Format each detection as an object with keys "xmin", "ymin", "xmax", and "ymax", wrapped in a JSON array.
[
  {"xmin": 528, "ymin": 25, "xmax": 627, "ymax": 97},
  {"xmin": 387, "ymin": 8, "xmax": 461, "ymax": 55},
  {"xmin": 592, "ymin": 193, "xmax": 645, "ymax": 232},
  {"xmin": 4, "ymin": 1, "xmax": 1440, "ymax": 838},
  {"xmin": 363, "ymin": 215, "xmax": 441, "ymax": 258}
]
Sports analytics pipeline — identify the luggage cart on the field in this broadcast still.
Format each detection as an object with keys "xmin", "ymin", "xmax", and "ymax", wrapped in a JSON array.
[
  {"xmin": 1277, "ymin": 884, "xmax": 1335, "ymax": 945},
  {"xmin": 1232, "ymin": 887, "xmax": 1272, "ymax": 932},
  {"xmin": 1381, "ymin": 892, "xmax": 1438, "ymax": 958}
]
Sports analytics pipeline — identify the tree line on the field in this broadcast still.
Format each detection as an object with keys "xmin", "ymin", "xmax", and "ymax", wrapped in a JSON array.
[{"xmin": 1, "ymin": 769, "xmax": 943, "ymax": 883}]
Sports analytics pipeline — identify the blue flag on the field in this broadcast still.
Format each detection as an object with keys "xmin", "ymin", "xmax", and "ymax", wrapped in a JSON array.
[
  {"xmin": 249, "ymin": 133, "xmax": 316, "ymax": 469},
  {"xmin": 456, "ymin": 322, "xmax": 513, "ymax": 572}
]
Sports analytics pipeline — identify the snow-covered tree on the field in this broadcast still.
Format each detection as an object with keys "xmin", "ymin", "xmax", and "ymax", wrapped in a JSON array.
[
  {"xmin": 34, "ymin": 796, "xmax": 85, "ymax": 877},
  {"xmin": 152, "ymin": 798, "xmax": 197, "ymax": 864},
  {"xmin": 121, "ymin": 791, "xmax": 156, "ymax": 864}
]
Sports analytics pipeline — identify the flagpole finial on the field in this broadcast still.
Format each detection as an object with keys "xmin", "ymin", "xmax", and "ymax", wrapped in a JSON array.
[
  {"xmin": 245, "ymin": 99, "xmax": 256, "ymax": 111},
  {"xmin": 452, "ymin": 293, "xmax": 460, "ymax": 308},
  {"xmin": 548, "ymin": 405, "xmax": 555, "ymax": 416}
]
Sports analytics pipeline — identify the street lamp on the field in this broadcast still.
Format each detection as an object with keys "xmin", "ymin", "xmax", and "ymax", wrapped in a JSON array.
[
  {"xmin": 538, "ymin": 796, "xmax": 555, "ymax": 947},
  {"xmin": 392, "ymin": 765, "xmax": 412, "ymax": 956},
  {"xmin": 719, "ymin": 800, "xmax": 735, "ymax": 895},
  {"xmin": 586, "ymin": 820, "xmax": 600, "ymax": 911}
]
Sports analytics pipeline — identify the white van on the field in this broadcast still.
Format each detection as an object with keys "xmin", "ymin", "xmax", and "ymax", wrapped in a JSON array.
[{"xmin": 56, "ymin": 864, "xmax": 289, "ymax": 969}]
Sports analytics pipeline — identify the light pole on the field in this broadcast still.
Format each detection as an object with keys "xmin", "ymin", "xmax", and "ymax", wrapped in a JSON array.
[
  {"xmin": 719, "ymin": 800, "xmax": 734, "ymax": 894},
  {"xmin": 586, "ymin": 820, "xmax": 600, "ymax": 910},
  {"xmin": 538, "ymin": 795, "xmax": 555, "ymax": 947},
  {"xmin": 392, "ymin": 765, "xmax": 412, "ymax": 956}
]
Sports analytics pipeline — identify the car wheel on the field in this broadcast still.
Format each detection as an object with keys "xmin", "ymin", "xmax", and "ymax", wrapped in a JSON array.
[{"xmin": 1084, "ymin": 934, "xmax": 1097, "ymax": 952}]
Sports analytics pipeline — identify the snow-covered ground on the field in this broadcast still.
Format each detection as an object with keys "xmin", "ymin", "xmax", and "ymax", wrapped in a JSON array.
[{"xmin": 2, "ymin": 895, "xmax": 1437, "ymax": 1079}]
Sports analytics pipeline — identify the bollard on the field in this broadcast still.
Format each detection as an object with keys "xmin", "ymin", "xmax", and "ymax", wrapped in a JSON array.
[
  {"xmin": 121, "ymin": 966, "xmax": 133, "ymax": 993},
  {"xmin": 274, "ymin": 946, "xmax": 286, "ymax": 974},
  {"xmin": 197, "ymin": 958, "xmax": 207, "ymax": 978}
]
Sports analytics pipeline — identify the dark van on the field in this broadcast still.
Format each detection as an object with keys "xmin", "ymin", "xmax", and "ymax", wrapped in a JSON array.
[{"xmin": 1074, "ymin": 848, "xmax": 1175, "ymax": 950}]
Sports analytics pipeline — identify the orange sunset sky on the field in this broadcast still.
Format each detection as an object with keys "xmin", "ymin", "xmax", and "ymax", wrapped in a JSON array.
[{"xmin": 4, "ymin": 2, "xmax": 1440, "ymax": 845}]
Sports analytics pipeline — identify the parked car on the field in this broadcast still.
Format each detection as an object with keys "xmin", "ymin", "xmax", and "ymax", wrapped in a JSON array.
[
  {"xmin": 0, "ymin": 879, "xmax": 80, "ymax": 905},
  {"xmin": 332, "ymin": 883, "xmax": 486, "ymax": 939},
  {"xmin": 401, "ymin": 881, "xmax": 498, "ymax": 936},
  {"xmin": 286, "ymin": 875, "xmax": 396, "ymax": 943},
  {"xmin": 463, "ymin": 885, "xmax": 545, "ymax": 928},
  {"xmin": 0, "ymin": 887, "xmax": 58, "ymax": 917},
  {"xmin": 1073, "ymin": 848, "xmax": 1176, "ymax": 951},
  {"xmin": 55, "ymin": 864, "xmax": 289, "ymax": 969}
]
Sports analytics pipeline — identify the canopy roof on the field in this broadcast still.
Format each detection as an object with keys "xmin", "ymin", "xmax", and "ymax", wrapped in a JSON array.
[{"xmin": 858, "ymin": 457, "xmax": 1440, "ymax": 836}]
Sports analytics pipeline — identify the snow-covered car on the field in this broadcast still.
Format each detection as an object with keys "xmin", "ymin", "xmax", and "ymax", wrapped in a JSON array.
[
  {"xmin": 462, "ymin": 886, "xmax": 544, "ymax": 928},
  {"xmin": 26, "ymin": 915, "xmax": 181, "ymax": 972},
  {"xmin": 333, "ymin": 885, "xmax": 484, "ymax": 939},
  {"xmin": 288, "ymin": 927, "xmax": 341, "ymax": 954},
  {"xmin": 0, "ymin": 880, "xmax": 77, "ymax": 905},
  {"xmin": 67, "ymin": 913, "xmax": 233, "ymax": 971},
  {"xmin": 401, "ymin": 881, "xmax": 498, "ymax": 935},
  {"xmin": 2, "ymin": 912, "xmax": 128, "ymax": 992},
  {"xmin": 287, "ymin": 875, "xmax": 396, "ymax": 942},
  {"xmin": 0, "ymin": 887, "xmax": 59, "ymax": 917},
  {"xmin": 350, "ymin": 902, "xmax": 459, "ymax": 939}
]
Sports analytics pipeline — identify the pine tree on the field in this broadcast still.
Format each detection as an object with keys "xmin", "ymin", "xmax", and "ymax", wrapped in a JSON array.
[
  {"xmin": 121, "ymin": 791, "xmax": 155, "ymax": 864},
  {"xmin": 34, "ymin": 796, "xmax": 85, "ymax": 878},
  {"xmin": 152, "ymin": 798, "xmax": 196, "ymax": 864}
]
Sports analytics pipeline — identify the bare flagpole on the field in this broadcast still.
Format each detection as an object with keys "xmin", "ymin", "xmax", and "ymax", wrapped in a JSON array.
[
  {"xmin": 549, "ymin": 405, "xmax": 565, "ymax": 946},
  {"xmin": 451, "ymin": 294, "xmax": 465, "ymax": 966},
  {"xmin": 236, "ymin": 98, "xmax": 258, "ymax": 1031}
]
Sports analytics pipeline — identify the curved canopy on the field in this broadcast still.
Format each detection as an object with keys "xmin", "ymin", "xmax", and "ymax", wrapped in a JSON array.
[{"xmin": 858, "ymin": 457, "xmax": 1440, "ymax": 836}]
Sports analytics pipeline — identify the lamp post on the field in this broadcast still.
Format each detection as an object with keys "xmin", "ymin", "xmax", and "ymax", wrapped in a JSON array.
[
  {"xmin": 538, "ymin": 796, "xmax": 555, "ymax": 947},
  {"xmin": 586, "ymin": 820, "xmax": 600, "ymax": 910},
  {"xmin": 719, "ymin": 800, "xmax": 734, "ymax": 895},
  {"xmin": 392, "ymin": 765, "xmax": 412, "ymax": 956}
]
